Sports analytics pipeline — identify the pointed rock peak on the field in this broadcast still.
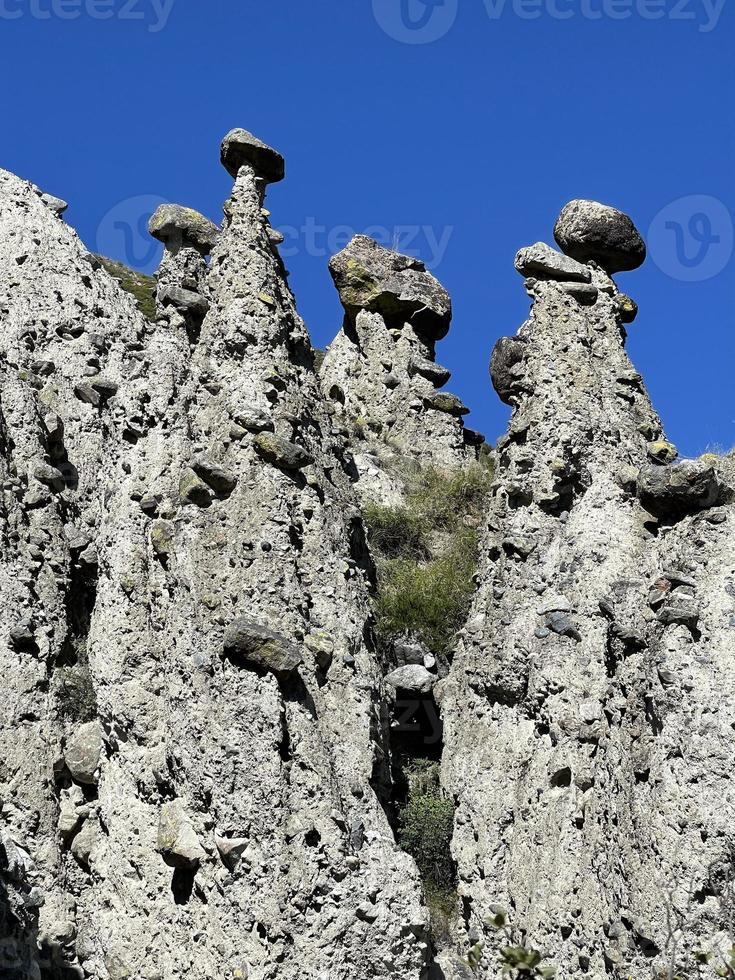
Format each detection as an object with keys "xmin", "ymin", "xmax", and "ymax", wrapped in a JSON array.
[
  {"xmin": 220, "ymin": 128, "xmax": 285, "ymax": 183},
  {"xmin": 554, "ymin": 198, "xmax": 646, "ymax": 273},
  {"xmin": 328, "ymin": 234, "xmax": 451, "ymax": 340},
  {"xmin": 148, "ymin": 204, "xmax": 220, "ymax": 254}
]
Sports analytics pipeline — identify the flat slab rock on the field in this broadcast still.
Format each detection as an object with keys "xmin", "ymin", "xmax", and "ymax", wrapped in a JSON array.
[{"xmin": 515, "ymin": 242, "xmax": 591, "ymax": 283}]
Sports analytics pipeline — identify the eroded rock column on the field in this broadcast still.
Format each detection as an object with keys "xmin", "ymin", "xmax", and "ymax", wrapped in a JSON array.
[{"xmin": 440, "ymin": 201, "xmax": 735, "ymax": 980}]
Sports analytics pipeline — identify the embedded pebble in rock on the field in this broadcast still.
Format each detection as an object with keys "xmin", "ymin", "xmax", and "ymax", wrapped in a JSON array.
[
  {"xmin": 222, "ymin": 617, "xmax": 303, "ymax": 677},
  {"xmin": 384, "ymin": 664, "xmax": 436, "ymax": 695}
]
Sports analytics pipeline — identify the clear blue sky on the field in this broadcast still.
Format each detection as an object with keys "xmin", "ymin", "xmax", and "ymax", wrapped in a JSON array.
[{"xmin": 3, "ymin": 1, "xmax": 733, "ymax": 456}]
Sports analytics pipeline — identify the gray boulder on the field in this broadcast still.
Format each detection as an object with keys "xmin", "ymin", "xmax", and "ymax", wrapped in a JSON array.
[
  {"xmin": 254, "ymin": 433, "xmax": 313, "ymax": 470},
  {"xmin": 220, "ymin": 128, "xmax": 285, "ymax": 183},
  {"xmin": 384, "ymin": 664, "xmax": 436, "ymax": 695},
  {"xmin": 148, "ymin": 204, "xmax": 219, "ymax": 254},
  {"xmin": 64, "ymin": 721, "xmax": 103, "ymax": 786},
  {"xmin": 515, "ymin": 242, "xmax": 591, "ymax": 282},
  {"xmin": 408, "ymin": 354, "xmax": 451, "ymax": 388},
  {"xmin": 329, "ymin": 235, "xmax": 451, "ymax": 340},
  {"xmin": 424, "ymin": 392, "xmax": 469, "ymax": 416},
  {"xmin": 157, "ymin": 801, "xmax": 206, "ymax": 870},
  {"xmin": 222, "ymin": 618, "xmax": 302, "ymax": 677},
  {"xmin": 40, "ymin": 193, "xmax": 68, "ymax": 217},
  {"xmin": 490, "ymin": 335, "xmax": 529, "ymax": 405},
  {"xmin": 554, "ymin": 199, "xmax": 646, "ymax": 273},
  {"xmin": 637, "ymin": 460, "xmax": 720, "ymax": 519},
  {"xmin": 158, "ymin": 285, "xmax": 210, "ymax": 318}
]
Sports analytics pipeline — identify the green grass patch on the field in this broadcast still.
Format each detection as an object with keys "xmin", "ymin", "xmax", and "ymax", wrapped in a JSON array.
[
  {"xmin": 363, "ymin": 461, "xmax": 491, "ymax": 656},
  {"xmin": 374, "ymin": 529, "xmax": 478, "ymax": 655},
  {"xmin": 96, "ymin": 255, "xmax": 157, "ymax": 320}
]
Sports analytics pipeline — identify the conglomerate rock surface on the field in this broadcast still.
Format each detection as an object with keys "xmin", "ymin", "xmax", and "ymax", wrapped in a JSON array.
[
  {"xmin": 439, "ymin": 229, "xmax": 735, "ymax": 979},
  {"xmin": 320, "ymin": 235, "xmax": 480, "ymax": 505},
  {"xmin": 0, "ymin": 147, "xmax": 428, "ymax": 980},
  {"xmin": 0, "ymin": 148, "xmax": 732, "ymax": 980}
]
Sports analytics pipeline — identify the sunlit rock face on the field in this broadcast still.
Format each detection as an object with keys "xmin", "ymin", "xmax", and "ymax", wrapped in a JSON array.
[{"xmin": 440, "ymin": 205, "xmax": 734, "ymax": 980}]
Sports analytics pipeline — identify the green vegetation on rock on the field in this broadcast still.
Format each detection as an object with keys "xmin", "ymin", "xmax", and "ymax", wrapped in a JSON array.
[
  {"xmin": 96, "ymin": 255, "xmax": 156, "ymax": 320},
  {"xmin": 397, "ymin": 759, "xmax": 457, "ymax": 940},
  {"xmin": 363, "ymin": 460, "xmax": 492, "ymax": 657}
]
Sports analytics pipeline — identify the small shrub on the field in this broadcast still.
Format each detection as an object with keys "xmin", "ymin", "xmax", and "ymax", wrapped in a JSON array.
[
  {"xmin": 55, "ymin": 664, "xmax": 97, "ymax": 722},
  {"xmin": 363, "ymin": 503, "xmax": 429, "ymax": 560},
  {"xmin": 398, "ymin": 760, "xmax": 457, "ymax": 940},
  {"xmin": 374, "ymin": 529, "xmax": 478, "ymax": 655},
  {"xmin": 467, "ymin": 908, "xmax": 556, "ymax": 978}
]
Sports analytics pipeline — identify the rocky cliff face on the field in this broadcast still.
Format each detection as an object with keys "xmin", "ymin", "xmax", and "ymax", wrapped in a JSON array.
[
  {"xmin": 0, "ymin": 139, "xmax": 732, "ymax": 980},
  {"xmin": 0, "ymin": 136, "xmax": 428, "ymax": 980},
  {"xmin": 440, "ymin": 211, "xmax": 735, "ymax": 979}
]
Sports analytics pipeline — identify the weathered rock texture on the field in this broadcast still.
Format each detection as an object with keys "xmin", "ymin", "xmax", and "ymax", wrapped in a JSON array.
[
  {"xmin": 0, "ymin": 141, "xmax": 430, "ymax": 979},
  {"xmin": 1, "ymin": 147, "xmax": 732, "ymax": 980},
  {"xmin": 320, "ymin": 235, "xmax": 480, "ymax": 504},
  {"xmin": 440, "ymin": 209, "xmax": 735, "ymax": 978}
]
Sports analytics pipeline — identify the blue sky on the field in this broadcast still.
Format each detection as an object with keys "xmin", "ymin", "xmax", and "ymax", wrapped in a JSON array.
[{"xmin": 2, "ymin": 0, "xmax": 733, "ymax": 455}]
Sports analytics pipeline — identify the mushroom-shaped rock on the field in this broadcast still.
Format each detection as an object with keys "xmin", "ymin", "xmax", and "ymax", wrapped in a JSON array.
[
  {"xmin": 148, "ymin": 204, "xmax": 219, "ymax": 254},
  {"xmin": 384, "ymin": 664, "xmax": 436, "ymax": 695},
  {"xmin": 637, "ymin": 459, "xmax": 720, "ymax": 519},
  {"xmin": 514, "ymin": 242, "xmax": 591, "ymax": 283},
  {"xmin": 254, "ymin": 434, "xmax": 313, "ymax": 471},
  {"xmin": 220, "ymin": 128, "xmax": 285, "ymax": 183},
  {"xmin": 222, "ymin": 617, "xmax": 302, "ymax": 677},
  {"xmin": 490, "ymin": 336, "xmax": 529, "ymax": 405},
  {"xmin": 554, "ymin": 199, "xmax": 646, "ymax": 273},
  {"xmin": 64, "ymin": 721, "xmax": 103, "ymax": 786},
  {"xmin": 157, "ymin": 801, "xmax": 206, "ymax": 870},
  {"xmin": 329, "ymin": 235, "xmax": 452, "ymax": 340}
]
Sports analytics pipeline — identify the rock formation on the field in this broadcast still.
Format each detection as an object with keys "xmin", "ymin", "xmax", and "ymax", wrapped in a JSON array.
[
  {"xmin": 440, "ymin": 203, "xmax": 734, "ymax": 979},
  {"xmin": 0, "ymin": 135, "xmax": 428, "ymax": 980},
  {"xmin": 320, "ymin": 235, "xmax": 482, "ymax": 504},
  {"xmin": 0, "ymin": 140, "xmax": 732, "ymax": 980}
]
